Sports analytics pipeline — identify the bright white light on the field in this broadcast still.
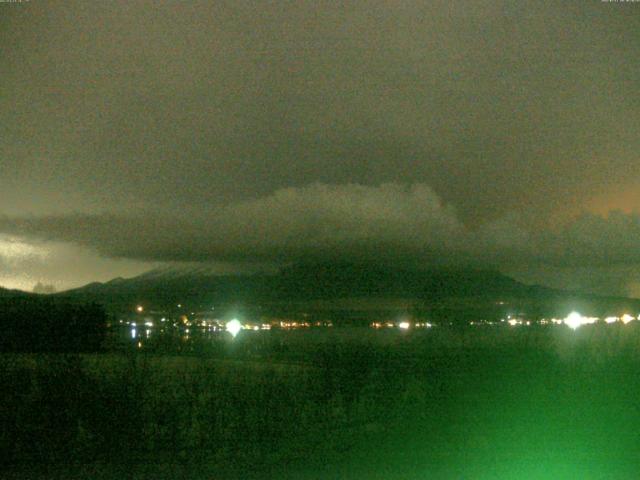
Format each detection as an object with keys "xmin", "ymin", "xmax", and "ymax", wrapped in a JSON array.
[
  {"xmin": 226, "ymin": 319, "xmax": 242, "ymax": 337},
  {"xmin": 605, "ymin": 316, "xmax": 618, "ymax": 324},
  {"xmin": 621, "ymin": 314, "xmax": 635, "ymax": 325},
  {"xmin": 565, "ymin": 312, "xmax": 581, "ymax": 330},
  {"xmin": 136, "ymin": 305, "xmax": 144, "ymax": 313},
  {"xmin": 398, "ymin": 321, "xmax": 410, "ymax": 330},
  {"xmin": 508, "ymin": 319, "xmax": 518, "ymax": 326},
  {"xmin": 564, "ymin": 312, "xmax": 596, "ymax": 330},
  {"xmin": 131, "ymin": 328, "xmax": 136, "ymax": 339},
  {"xmin": 144, "ymin": 321, "xmax": 153, "ymax": 327}
]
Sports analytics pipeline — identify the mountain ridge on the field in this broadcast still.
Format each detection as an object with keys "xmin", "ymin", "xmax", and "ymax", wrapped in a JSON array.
[{"xmin": 43, "ymin": 262, "xmax": 640, "ymax": 320}]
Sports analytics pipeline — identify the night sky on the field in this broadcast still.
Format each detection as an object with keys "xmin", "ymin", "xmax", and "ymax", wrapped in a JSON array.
[{"xmin": 1, "ymin": 0, "xmax": 639, "ymax": 295}]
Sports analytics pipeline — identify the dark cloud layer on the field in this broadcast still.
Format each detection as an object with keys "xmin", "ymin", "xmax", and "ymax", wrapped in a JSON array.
[
  {"xmin": 3, "ymin": 184, "xmax": 640, "ymax": 277},
  {"xmin": 0, "ymin": 184, "xmax": 463, "ymax": 263},
  {"xmin": 2, "ymin": 1, "xmax": 639, "ymax": 221},
  {"xmin": 1, "ymin": 1, "xmax": 640, "ymax": 293}
]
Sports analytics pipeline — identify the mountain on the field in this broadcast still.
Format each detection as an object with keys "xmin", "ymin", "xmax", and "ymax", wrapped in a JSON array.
[
  {"xmin": 0, "ymin": 286, "xmax": 34, "ymax": 298},
  {"xmin": 53, "ymin": 262, "xmax": 640, "ymax": 322}
]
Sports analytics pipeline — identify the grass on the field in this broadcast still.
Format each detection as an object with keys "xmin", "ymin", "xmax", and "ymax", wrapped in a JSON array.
[{"xmin": 3, "ymin": 324, "xmax": 640, "ymax": 479}]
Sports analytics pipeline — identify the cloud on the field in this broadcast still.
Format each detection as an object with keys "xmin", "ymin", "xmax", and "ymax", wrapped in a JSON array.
[
  {"xmin": 1, "ymin": 2, "xmax": 638, "ymax": 295},
  {"xmin": 0, "ymin": 183, "xmax": 466, "ymax": 265},
  {"xmin": 0, "ymin": 235, "xmax": 151, "ymax": 292},
  {"xmin": 1, "ymin": 0, "xmax": 638, "ymax": 225},
  {"xmin": 0, "ymin": 235, "xmax": 49, "ymax": 263},
  {"xmin": 550, "ymin": 211, "xmax": 640, "ymax": 266},
  {"xmin": 3, "ymin": 183, "xmax": 640, "ymax": 273}
]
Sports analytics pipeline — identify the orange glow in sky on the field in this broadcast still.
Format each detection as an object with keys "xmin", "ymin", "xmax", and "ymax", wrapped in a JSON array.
[{"xmin": 584, "ymin": 187, "xmax": 640, "ymax": 217}]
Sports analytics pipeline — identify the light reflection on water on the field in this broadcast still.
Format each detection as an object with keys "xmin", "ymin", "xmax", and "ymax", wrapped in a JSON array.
[
  {"xmin": 117, "ymin": 324, "xmax": 246, "ymax": 349},
  {"xmin": 109, "ymin": 312, "xmax": 640, "ymax": 355}
]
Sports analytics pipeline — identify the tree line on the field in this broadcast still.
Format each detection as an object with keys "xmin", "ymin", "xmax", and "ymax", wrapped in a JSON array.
[{"xmin": 0, "ymin": 297, "xmax": 106, "ymax": 352}]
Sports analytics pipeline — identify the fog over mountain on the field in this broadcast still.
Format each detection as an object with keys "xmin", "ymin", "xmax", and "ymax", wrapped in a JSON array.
[
  {"xmin": 4, "ymin": 184, "xmax": 640, "ymax": 297},
  {"xmin": 1, "ymin": 1, "xmax": 639, "ymax": 295}
]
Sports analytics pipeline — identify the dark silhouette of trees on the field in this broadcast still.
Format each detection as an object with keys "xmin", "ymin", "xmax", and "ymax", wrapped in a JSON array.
[{"xmin": 0, "ymin": 297, "xmax": 107, "ymax": 352}]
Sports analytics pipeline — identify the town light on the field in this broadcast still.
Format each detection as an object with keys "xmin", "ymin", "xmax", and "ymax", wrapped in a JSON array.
[
  {"xmin": 563, "ymin": 312, "xmax": 597, "ymax": 330},
  {"xmin": 226, "ymin": 319, "xmax": 242, "ymax": 338},
  {"xmin": 621, "ymin": 314, "xmax": 635, "ymax": 325},
  {"xmin": 564, "ymin": 312, "xmax": 583, "ymax": 330}
]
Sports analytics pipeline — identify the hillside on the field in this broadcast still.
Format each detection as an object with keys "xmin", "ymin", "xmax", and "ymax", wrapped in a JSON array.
[{"xmin": 51, "ymin": 262, "xmax": 640, "ymax": 321}]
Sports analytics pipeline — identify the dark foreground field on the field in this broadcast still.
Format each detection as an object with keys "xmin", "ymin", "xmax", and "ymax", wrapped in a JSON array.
[{"xmin": 3, "ymin": 325, "xmax": 640, "ymax": 479}]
